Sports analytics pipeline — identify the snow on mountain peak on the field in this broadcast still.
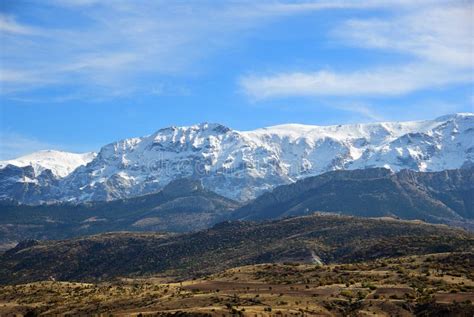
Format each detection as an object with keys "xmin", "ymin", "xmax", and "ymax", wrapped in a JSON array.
[
  {"xmin": 434, "ymin": 112, "xmax": 474, "ymax": 122},
  {"xmin": 1, "ymin": 113, "xmax": 473, "ymax": 204},
  {"xmin": 151, "ymin": 122, "xmax": 231, "ymax": 138},
  {"xmin": 0, "ymin": 150, "xmax": 97, "ymax": 178}
]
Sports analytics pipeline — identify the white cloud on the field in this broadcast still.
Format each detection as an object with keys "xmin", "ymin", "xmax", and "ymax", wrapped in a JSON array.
[
  {"xmin": 4, "ymin": 2, "xmax": 354, "ymax": 98},
  {"xmin": 0, "ymin": 69, "xmax": 41, "ymax": 84},
  {"xmin": 2, "ymin": 4, "xmax": 262, "ymax": 97},
  {"xmin": 332, "ymin": 102, "xmax": 384, "ymax": 121},
  {"xmin": 0, "ymin": 69, "xmax": 58, "ymax": 95},
  {"xmin": 337, "ymin": 3, "xmax": 473, "ymax": 68},
  {"xmin": 240, "ymin": 1, "xmax": 473, "ymax": 100},
  {"xmin": 240, "ymin": 63, "xmax": 471, "ymax": 99},
  {"xmin": 0, "ymin": 15, "xmax": 38, "ymax": 35},
  {"xmin": 1, "ymin": 0, "xmax": 454, "ymax": 99},
  {"xmin": 2, "ymin": 1, "xmax": 472, "ymax": 102}
]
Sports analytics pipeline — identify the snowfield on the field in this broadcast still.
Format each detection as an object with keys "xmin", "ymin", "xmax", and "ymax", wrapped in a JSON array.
[
  {"xmin": 1, "ymin": 113, "xmax": 473, "ymax": 204},
  {"xmin": 0, "ymin": 150, "xmax": 96, "ymax": 178}
]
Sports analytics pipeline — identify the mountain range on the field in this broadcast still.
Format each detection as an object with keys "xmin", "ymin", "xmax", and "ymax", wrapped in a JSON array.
[
  {"xmin": 0, "ymin": 113, "xmax": 473, "ymax": 204},
  {"xmin": 1, "ymin": 114, "xmax": 474, "ymax": 316},
  {"xmin": 1, "ymin": 167, "xmax": 472, "ymax": 249}
]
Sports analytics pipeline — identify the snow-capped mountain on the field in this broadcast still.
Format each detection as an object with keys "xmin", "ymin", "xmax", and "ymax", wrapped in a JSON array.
[
  {"xmin": 1, "ymin": 113, "xmax": 473, "ymax": 204},
  {"xmin": 0, "ymin": 150, "xmax": 96, "ymax": 178}
]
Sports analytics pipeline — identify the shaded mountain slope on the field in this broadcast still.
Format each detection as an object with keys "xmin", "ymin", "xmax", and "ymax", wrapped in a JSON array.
[
  {"xmin": 1, "ymin": 214, "xmax": 472, "ymax": 284},
  {"xmin": 0, "ymin": 178, "xmax": 238, "ymax": 246},
  {"xmin": 233, "ymin": 167, "xmax": 474, "ymax": 225}
]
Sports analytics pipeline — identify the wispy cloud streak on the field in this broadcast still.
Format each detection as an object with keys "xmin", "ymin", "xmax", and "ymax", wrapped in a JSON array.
[
  {"xmin": 2, "ymin": 1, "xmax": 455, "ymax": 99},
  {"xmin": 240, "ymin": 1, "xmax": 473, "ymax": 99}
]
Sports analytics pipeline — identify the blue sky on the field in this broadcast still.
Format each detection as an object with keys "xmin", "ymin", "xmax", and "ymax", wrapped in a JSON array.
[{"xmin": 0, "ymin": 0, "xmax": 473, "ymax": 159}]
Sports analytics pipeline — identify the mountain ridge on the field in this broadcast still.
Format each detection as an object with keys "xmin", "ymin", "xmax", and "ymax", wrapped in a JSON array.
[
  {"xmin": 1, "ymin": 167, "xmax": 472, "ymax": 248},
  {"xmin": 0, "ymin": 150, "xmax": 96, "ymax": 178},
  {"xmin": 1, "ymin": 213, "xmax": 472, "ymax": 284},
  {"xmin": 0, "ymin": 178, "xmax": 239, "ymax": 247},
  {"xmin": 1, "ymin": 113, "xmax": 473, "ymax": 204},
  {"xmin": 232, "ymin": 167, "xmax": 474, "ymax": 227}
]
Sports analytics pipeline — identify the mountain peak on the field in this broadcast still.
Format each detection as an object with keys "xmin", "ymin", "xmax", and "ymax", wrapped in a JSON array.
[
  {"xmin": 188, "ymin": 122, "xmax": 232, "ymax": 134},
  {"xmin": 154, "ymin": 122, "xmax": 231, "ymax": 135},
  {"xmin": 0, "ymin": 150, "xmax": 96, "ymax": 178},
  {"xmin": 434, "ymin": 112, "xmax": 473, "ymax": 122}
]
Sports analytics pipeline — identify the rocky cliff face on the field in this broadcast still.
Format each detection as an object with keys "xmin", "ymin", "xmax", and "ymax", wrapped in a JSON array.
[
  {"xmin": 0, "ymin": 165, "xmax": 59, "ymax": 204},
  {"xmin": 1, "ymin": 113, "xmax": 473, "ymax": 204}
]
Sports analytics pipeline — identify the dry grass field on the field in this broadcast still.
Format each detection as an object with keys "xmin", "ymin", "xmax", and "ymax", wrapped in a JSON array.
[{"xmin": 0, "ymin": 252, "xmax": 472, "ymax": 316}]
